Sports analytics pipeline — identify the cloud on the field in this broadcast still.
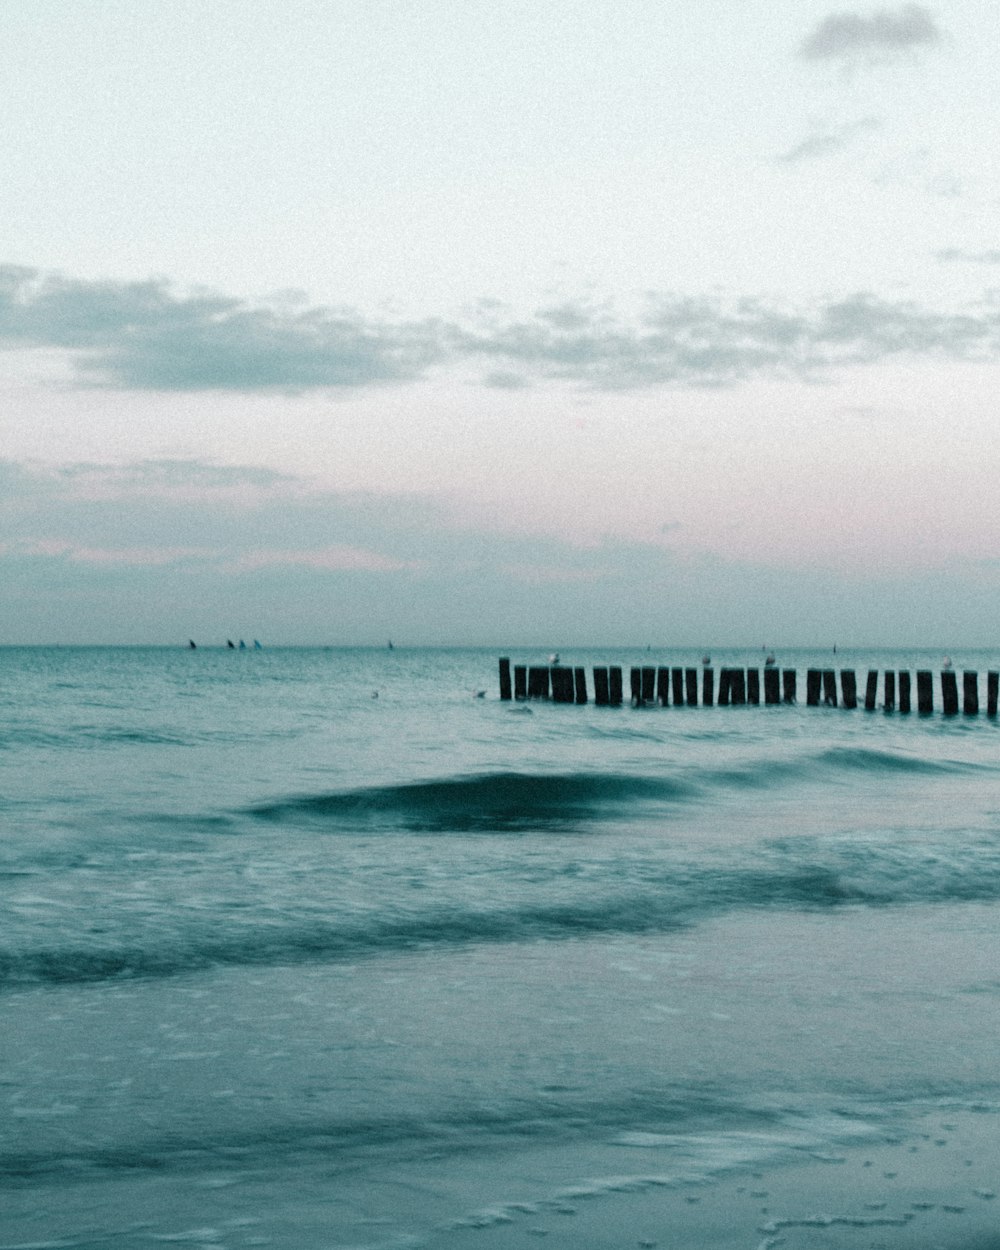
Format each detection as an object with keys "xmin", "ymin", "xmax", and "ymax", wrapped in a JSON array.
[
  {"xmin": 231, "ymin": 545, "xmax": 421, "ymax": 573},
  {"xmin": 461, "ymin": 291, "xmax": 1000, "ymax": 389},
  {"xmin": 800, "ymin": 4, "xmax": 942, "ymax": 64},
  {"xmin": 936, "ymin": 248, "xmax": 1000, "ymax": 266},
  {"xmin": 480, "ymin": 369, "xmax": 532, "ymax": 390},
  {"xmin": 0, "ymin": 265, "xmax": 444, "ymax": 391},
  {"xmin": 4, "ymin": 264, "xmax": 1000, "ymax": 395},
  {"xmin": 0, "ymin": 456, "xmax": 674, "ymax": 643},
  {"xmin": 0, "ymin": 457, "xmax": 552, "ymax": 579},
  {"xmin": 778, "ymin": 117, "xmax": 881, "ymax": 163},
  {"xmin": 4, "ymin": 457, "xmax": 1000, "ymax": 646},
  {"xmin": 15, "ymin": 539, "xmax": 212, "ymax": 566}
]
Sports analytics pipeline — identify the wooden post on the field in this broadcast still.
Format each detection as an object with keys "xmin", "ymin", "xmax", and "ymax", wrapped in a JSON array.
[
  {"xmin": 782, "ymin": 669, "xmax": 797, "ymax": 703},
  {"xmin": 499, "ymin": 657, "xmax": 512, "ymax": 700},
  {"xmin": 916, "ymin": 670, "xmax": 933, "ymax": 714},
  {"xmin": 898, "ymin": 671, "xmax": 911, "ymax": 714},
  {"xmin": 551, "ymin": 666, "xmax": 574, "ymax": 702},
  {"xmin": 840, "ymin": 670, "xmax": 857, "ymax": 709},
  {"xmin": 574, "ymin": 667, "xmax": 588, "ymax": 704},
  {"xmin": 964, "ymin": 671, "xmax": 979, "ymax": 715},
  {"xmin": 764, "ymin": 667, "xmax": 780, "ymax": 704},
  {"xmin": 593, "ymin": 666, "xmax": 610, "ymax": 706},
  {"xmin": 747, "ymin": 669, "xmax": 760, "ymax": 704},
  {"xmin": 702, "ymin": 667, "xmax": 714, "ymax": 706},
  {"xmin": 642, "ymin": 667, "xmax": 656, "ymax": 705},
  {"xmin": 657, "ymin": 667, "xmax": 670, "ymax": 706},
  {"xmin": 864, "ymin": 670, "xmax": 878, "ymax": 711},
  {"xmin": 528, "ymin": 666, "xmax": 550, "ymax": 699},
  {"xmin": 609, "ymin": 666, "xmax": 623, "ymax": 706},
  {"xmin": 731, "ymin": 669, "xmax": 746, "ymax": 705},
  {"xmin": 883, "ymin": 670, "xmax": 895, "ymax": 712},
  {"xmin": 718, "ymin": 668, "xmax": 732, "ymax": 706},
  {"xmin": 941, "ymin": 669, "xmax": 959, "ymax": 716},
  {"xmin": 988, "ymin": 671, "xmax": 998, "ymax": 716},
  {"xmin": 685, "ymin": 667, "xmax": 698, "ymax": 707},
  {"xmin": 671, "ymin": 667, "xmax": 684, "ymax": 706},
  {"xmin": 806, "ymin": 669, "xmax": 822, "ymax": 706},
  {"xmin": 514, "ymin": 665, "xmax": 527, "ymax": 700},
  {"xmin": 822, "ymin": 670, "xmax": 837, "ymax": 707},
  {"xmin": 630, "ymin": 667, "xmax": 642, "ymax": 705}
]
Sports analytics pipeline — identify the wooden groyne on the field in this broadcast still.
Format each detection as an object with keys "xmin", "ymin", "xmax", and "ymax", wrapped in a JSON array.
[{"xmin": 498, "ymin": 659, "xmax": 1000, "ymax": 717}]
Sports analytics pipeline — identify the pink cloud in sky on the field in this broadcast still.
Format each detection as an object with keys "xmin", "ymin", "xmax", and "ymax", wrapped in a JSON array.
[{"xmin": 230, "ymin": 545, "xmax": 421, "ymax": 573}]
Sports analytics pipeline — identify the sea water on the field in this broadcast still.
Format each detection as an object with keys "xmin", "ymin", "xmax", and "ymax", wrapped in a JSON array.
[{"xmin": 2, "ymin": 644, "xmax": 1000, "ymax": 1248}]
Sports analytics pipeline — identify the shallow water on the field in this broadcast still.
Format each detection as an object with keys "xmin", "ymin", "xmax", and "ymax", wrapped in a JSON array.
[{"xmin": 2, "ymin": 645, "xmax": 1000, "ymax": 1247}]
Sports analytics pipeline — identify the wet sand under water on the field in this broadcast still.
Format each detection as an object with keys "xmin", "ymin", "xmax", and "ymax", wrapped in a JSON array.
[
  {"xmin": 4, "ymin": 1106, "xmax": 997, "ymax": 1249},
  {"xmin": 439, "ymin": 1106, "xmax": 1000, "ymax": 1250}
]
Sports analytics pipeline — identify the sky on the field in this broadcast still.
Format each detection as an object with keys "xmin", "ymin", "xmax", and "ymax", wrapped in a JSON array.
[{"xmin": 2, "ymin": 0, "xmax": 999, "ymax": 646}]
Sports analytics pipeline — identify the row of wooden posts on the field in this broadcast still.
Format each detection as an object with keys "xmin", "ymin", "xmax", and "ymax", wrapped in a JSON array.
[{"xmin": 498, "ymin": 659, "xmax": 1000, "ymax": 716}]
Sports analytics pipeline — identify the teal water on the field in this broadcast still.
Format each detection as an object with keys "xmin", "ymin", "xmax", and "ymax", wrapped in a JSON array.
[{"xmin": 2, "ymin": 646, "xmax": 1000, "ymax": 1247}]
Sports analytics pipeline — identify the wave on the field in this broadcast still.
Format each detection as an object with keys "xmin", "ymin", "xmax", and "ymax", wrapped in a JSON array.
[
  {"xmin": 7, "ymin": 837, "xmax": 1000, "ymax": 990},
  {"xmin": 703, "ymin": 746, "xmax": 986, "ymax": 792},
  {"xmin": 0, "ymin": 724, "xmax": 295, "ymax": 751},
  {"xmin": 0, "ymin": 1085, "xmax": 878, "ymax": 1182},
  {"xmin": 812, "ymin": 746, "xmax": 984, "ymax": 776},
  {"xmin": 246, "ymin": 748, "xmax": 987, "ymax": 834},
  {"xmin": 247, "ymin": 771, "xmax": 699, "ymax": 832}
]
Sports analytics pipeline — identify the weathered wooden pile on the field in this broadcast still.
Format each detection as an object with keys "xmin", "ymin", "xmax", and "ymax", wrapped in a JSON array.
[{"xmin": 498, "ymin": 659, "xmax": 1000, "ymax": 716}]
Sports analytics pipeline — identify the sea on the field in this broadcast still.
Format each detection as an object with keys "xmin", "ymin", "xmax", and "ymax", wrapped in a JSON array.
[{"xmin": 2, "ymin": 644, "xmax": 1000, "ymax": 1249}]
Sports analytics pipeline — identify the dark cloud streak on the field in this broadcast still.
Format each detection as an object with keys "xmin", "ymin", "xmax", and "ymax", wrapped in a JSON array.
[
  {"xmin": 3, "ymin": 264, "xmax": 1000, "ymax": 395},
  {"xmin": 800, "ymin": 4, "xmax": 942, "ymax": 63},
  {"xmin": 464, "ymin": 292, "xmax": 1000, "ymax": 389},
  {"xmin": 0, "ymin": 266, "xmax": 443, "ymax": 390},
  {"xmin": 778, "ymin": 117, "xmax": 881, "ymax": 163}
]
